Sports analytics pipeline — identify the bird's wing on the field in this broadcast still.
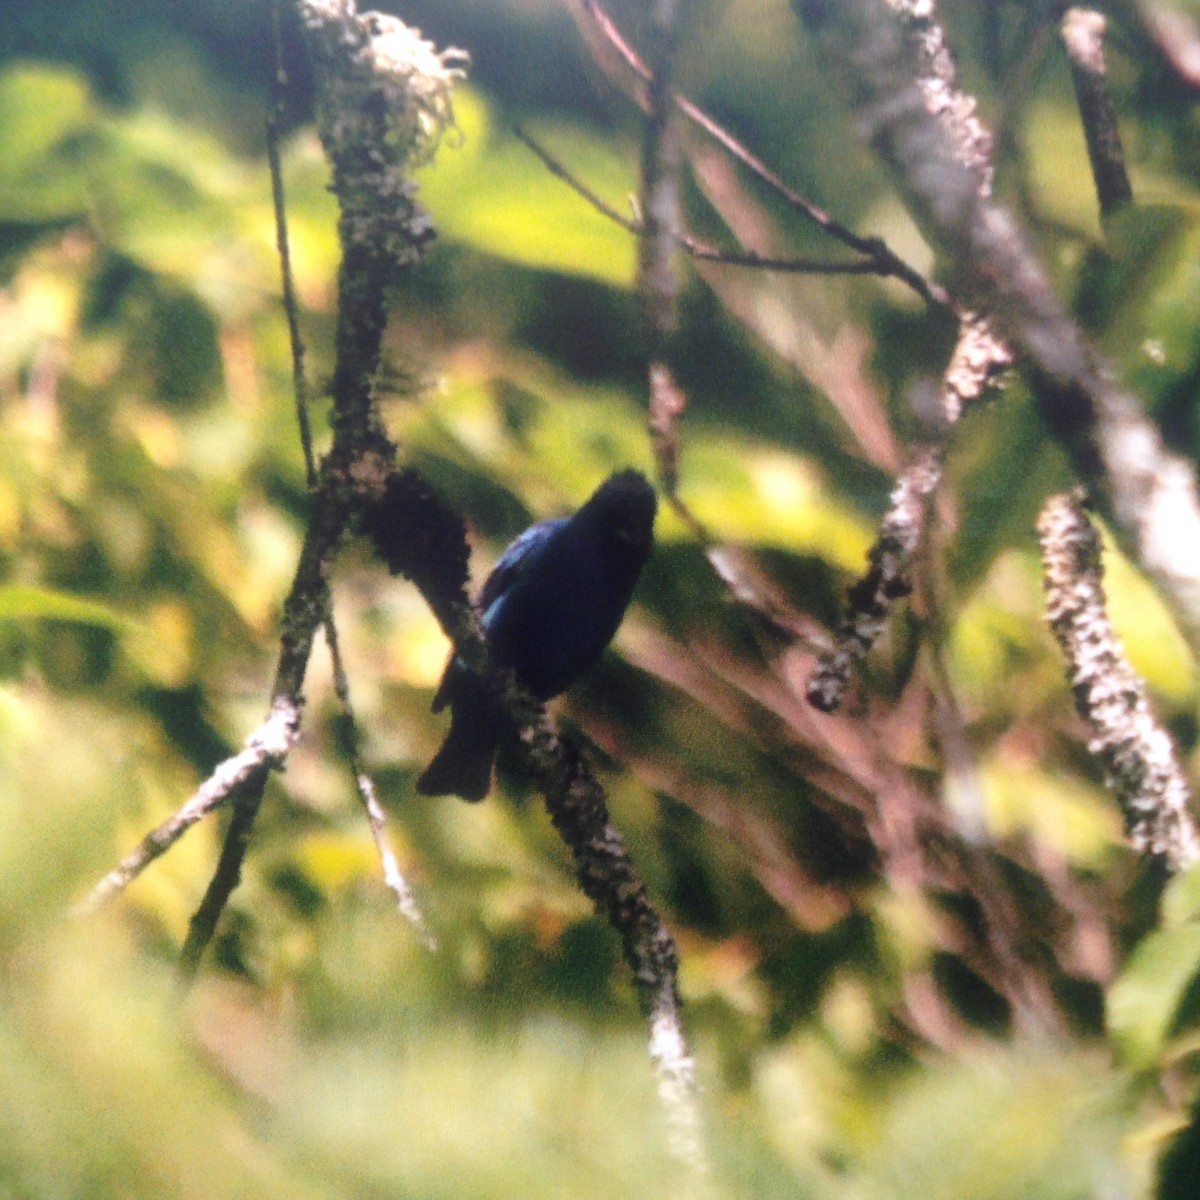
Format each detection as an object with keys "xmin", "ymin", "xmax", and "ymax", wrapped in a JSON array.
[
  {"xmin": 478, "ymin": 516, "xmax": 565, "ymax": 618},
  {"xmin": 430, "ymin": 518, "xmax": 564, "ymax": 713}
]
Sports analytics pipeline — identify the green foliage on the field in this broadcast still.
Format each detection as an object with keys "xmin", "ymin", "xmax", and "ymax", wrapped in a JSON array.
[
  {"xmin": 2, "ymin": 3, "xmax": 1200, "ymax": 1197},
  {"xmin": 417, "ymin": 88, "xmax": 638, "ymax": 288}
]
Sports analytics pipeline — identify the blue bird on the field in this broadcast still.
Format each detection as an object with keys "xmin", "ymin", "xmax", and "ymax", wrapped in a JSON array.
[{"xmin": 416, "ymin": 470, "xmax": 657, "ymax": 801}]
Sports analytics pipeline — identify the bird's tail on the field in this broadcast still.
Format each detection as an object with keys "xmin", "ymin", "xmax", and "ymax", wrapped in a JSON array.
[{"xmin": 415, "ymin": 696, "xmax": 502, "ymax": 802}]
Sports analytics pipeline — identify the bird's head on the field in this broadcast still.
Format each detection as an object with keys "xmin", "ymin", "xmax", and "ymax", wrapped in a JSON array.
[{"xmin": 585, "ymin": 470, "xmax": 657, "ymax": 558}]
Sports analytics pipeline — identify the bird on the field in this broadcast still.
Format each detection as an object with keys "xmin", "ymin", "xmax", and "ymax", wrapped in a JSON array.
[{"xmin": 416, "ymin": 469, "xmax": 657, "ymax": 801}]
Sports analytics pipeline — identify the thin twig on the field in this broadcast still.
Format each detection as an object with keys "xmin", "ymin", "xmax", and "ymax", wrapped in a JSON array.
[
  {"xmin": 179, "ymin": 782, "xmax": 264, "ymax": 983},
  {"xmin": 638, "ymin": 0, "xmax": 691, "ymax": 516},
  {"xmin": 513, "ymin": 125, "xmax": 639, "ymax": 232},
  {"xmin": 269, "ymin": 0, "xmax": 318, "ymax": 489},
  {"xmin": 577, "ymin": 0, "xmax": 949, "ymax": 307},
  {"xmin": 515, "ymin": 125, "xmax": 885, "ymax": 276},
  {"xmin": 324, "ymin": 615, "xmax": 436, "ymax": 948}
]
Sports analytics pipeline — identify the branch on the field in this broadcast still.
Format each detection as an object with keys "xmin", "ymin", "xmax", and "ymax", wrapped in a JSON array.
[
  {"xmin": 1061, "ymin": 7, "xmax": 1133, "ymax": 223},
  {"xmin": 272, "ymin": 1, "xmax": 433, "ymax": 947},
  {"xmin": 531, "ymin": 713, "xmax": 702, "ymax": 1167},
  {"xmin": 325, "ymin": 614, "xmax": 435, "ymax": 948},
  {"xmin": 574, "ymin": 0, "xmax": 949, "ymax": 306},
  {"xmin": 174, "ymin": 0, "xmax": 462, "ymax": 973},
  {"xmin": 794, "ymin": 0, "xmax": 1200, "ymax": 661},
  {"xmin": 1038, "ymin": 491, "xmax": 1200, "ymax": 874},
  {"xmin": 74, "ymin": 698, "xmax": 301, "ymax": 913},
  {"xmin": 269, "ymin": 0, "xmax": 318, "ymax": 489},
  {"xmin": 638, "ymin": 0, "xmax": 686, "ymax": 501},
  {"xmin": 363, "ymin": 470, "xmax": 705, "ymax": 1168},
  {"xmin": 515, "ymin": 126, "xmax": 893, "ymax": 276},
  {"xmin": 179, "ymin": 779, "xmax": 263, "ymax": 982},
  {"xmin": 808, "ymin": 314, "xmax": 1010, "ymax": 712},
  {"xmin": 79, "ymin": 4, "xmax": 460, "ymax": 961}
]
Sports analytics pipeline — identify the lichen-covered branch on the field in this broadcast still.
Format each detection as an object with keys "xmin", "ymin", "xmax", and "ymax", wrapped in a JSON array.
[
  {"xmin": 79, "ymin": 4, "xmax": 461, "ymax": 946},
  {"xmin": 793, "ymin": 0, "xmax": 1200, "ymax": 662},
  {"xmin": 1038, "ymin": 491, "xmax": 1199, "ymax": 873},
  {"xmin": 808, "ymin": 315, "xmax": 1010, "ymax": 711},
  {"xmin": 363, "ymin": 472, "xmax": 705, "ymax": 1169},
  {"xmin": 75, "ymin": 697, "xmax": 301, "ymax": 913},
  {"xmin": 172, "ymin": 0, "xmax": 466, "ymax": 973},
  {"xmin": 528, "ymin": 713, "xmax": 701, "ymax": 1165}
]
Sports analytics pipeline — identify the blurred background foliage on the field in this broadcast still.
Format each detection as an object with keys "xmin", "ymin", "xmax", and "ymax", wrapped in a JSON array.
[{"xmin": 3, "ymin": 0, "xmax": 1200, "ymax": 1196}]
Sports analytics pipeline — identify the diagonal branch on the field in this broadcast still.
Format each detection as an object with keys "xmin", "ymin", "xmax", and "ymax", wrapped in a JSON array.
[
  {"xmin": 794, "ymin": 0, "xmax": 1200, "ymax": 662},
  {"xmin": 807, "ymin": 312, "xmax": 1010, "ymax": 713},
  {"xmin": 1061, "ymin": 7, "xmax": 1133, "ymax": 223},
  {"xmin": 75, "ymin": 698, "xmax": 301, "ymax": 913},
  {"xmin": 363, "ymin": 468, "xmax": 704, "ymax": 1167},
  {"xmin": 1039, "ymin": 490, "xmax": 1199, "ymax": 874},
  {"xmin": 515, "ymin": 125, "xmax": 918, "ymax": 277},
  {"xmin": 573, "ymin": 0, "xmax": 948, "ymax": 306}
]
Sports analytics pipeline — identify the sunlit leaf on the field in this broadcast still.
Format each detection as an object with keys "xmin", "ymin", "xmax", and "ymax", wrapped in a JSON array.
[
  {"xmin": 0, "ymin": 585, "xmax": 129, "ymax": 629},
  {"xmin": 418, "ymin": 88, "xmax": 637, "ymax": 287},
  {"xmin": 0, "ymin": 63, "xmax": 94, "ymax": 220},
  {"xmin": 1108, "ymin": 923, "xmax": 1200, "ymax": 1070}
]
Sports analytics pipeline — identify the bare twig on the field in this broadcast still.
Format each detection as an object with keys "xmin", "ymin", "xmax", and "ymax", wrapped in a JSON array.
[
  {"xmin": 1061, "ymin": 8, "xmax": 1133, "ymax": 223},
  {"xmin": 638, "ymin": 0, "xmax": 687, "ymax": 503},
  {"xmin": 179, "ymin": 782, "xmax": 263, "ymax": 983},
  {"xmin": 513, "ymin": 125, "xmax": 640, "ymax": 233},
  {"xmin": 1038, "ymin": 491, "xmax": 1200, "ymax": 873},
  {"xmin": 574, "ymin": 0, "xmax": 949, "ymax": 306},
  {"xmin": 514, "ymin": 128, "xmax": 895, "ymax": 276},
  {"xmin": 269, "ymin": 0, "xmax": 318, "ymax": 489},
  {"xmin": 325, "ymin": 614, "xmax": 435, "ymax": 948}
]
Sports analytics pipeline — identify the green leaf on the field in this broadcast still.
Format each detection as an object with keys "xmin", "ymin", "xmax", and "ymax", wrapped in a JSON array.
[
  {"xmin": 0, "ymin": 63, "xmax": 95, "ymax": 221},
  {"xmin": 0, "ymin": 586, "xmax": 129, "ymax": 630},
  {"xmin": 1162, "ymin": 863, "xmax": 1200, "ymax": 928},
  {"xmin": 1108, "ymin": 922, "xmax": 1200, "ymax": 1069},
  {"xmin": 0, "ymin": 64, "xmax": 92, "ymax": 182}
]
